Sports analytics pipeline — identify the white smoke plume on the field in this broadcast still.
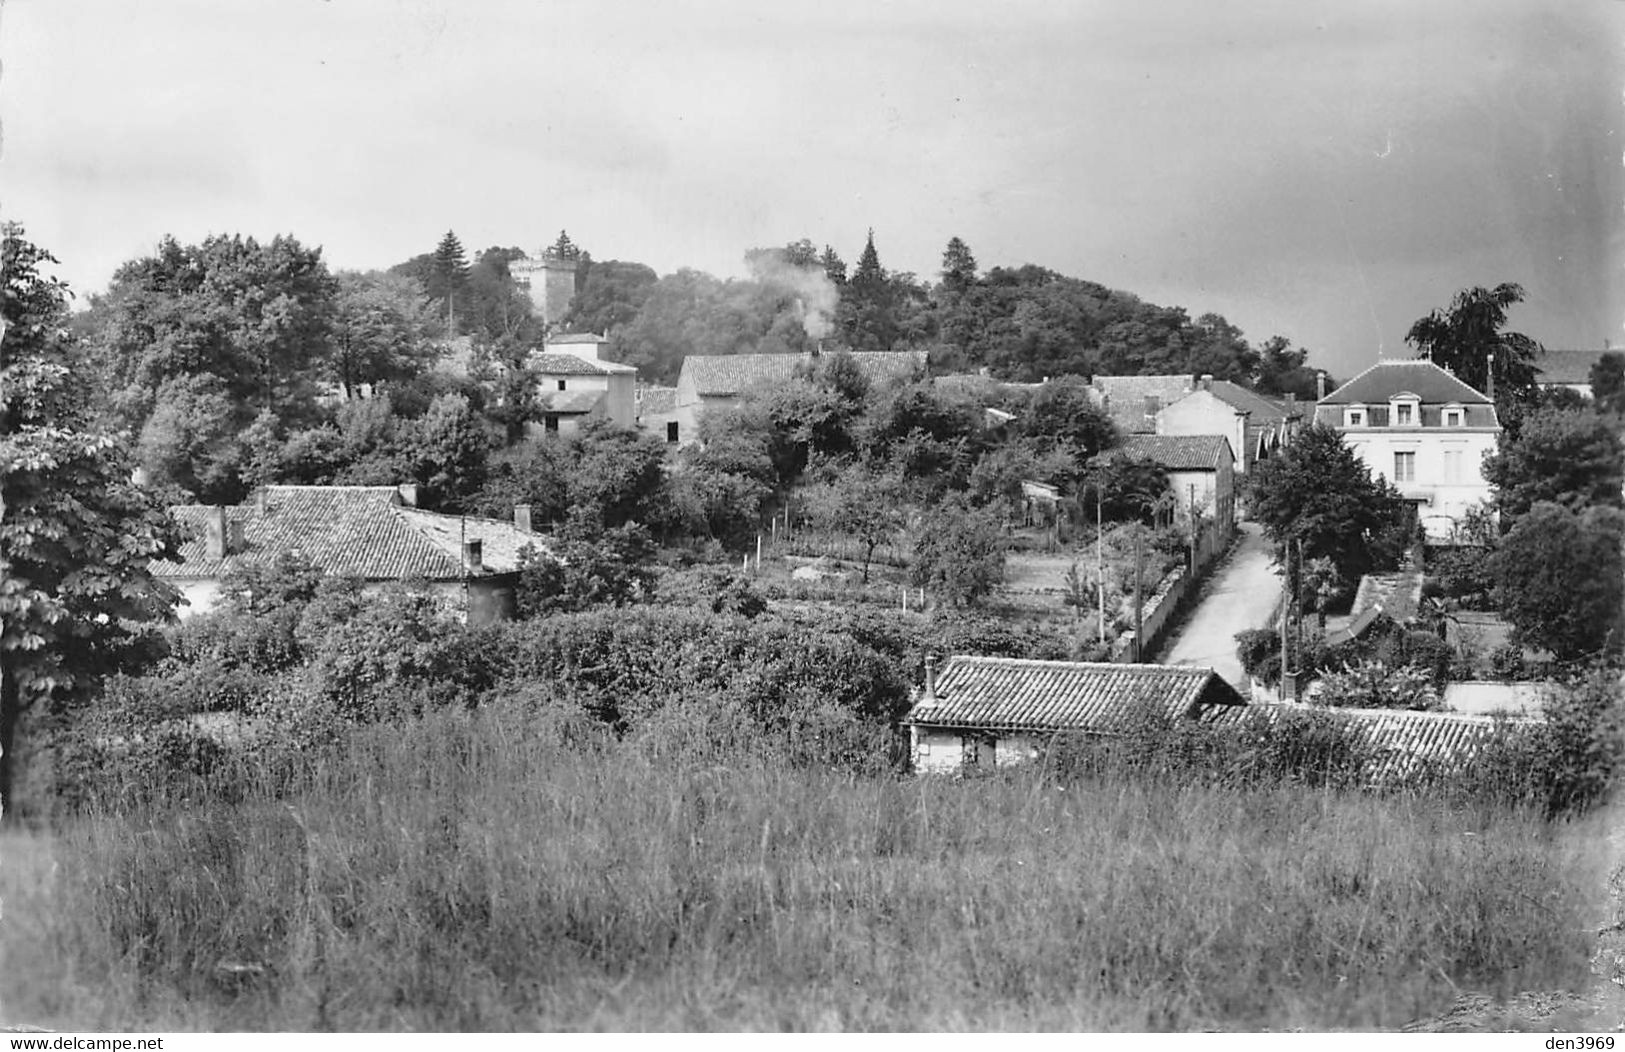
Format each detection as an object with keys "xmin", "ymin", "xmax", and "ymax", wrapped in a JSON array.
[{"xmin": 746, "ymin": 250, "xmax": 839, "ymax": 342}]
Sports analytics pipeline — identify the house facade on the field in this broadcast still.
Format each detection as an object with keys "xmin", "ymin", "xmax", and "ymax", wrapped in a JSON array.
[
  {"xmin": 1534, "ymin": 348, "xmax": 1617, "ymax": 399},
  {"xmin": 1088, "ymin": 374, "xmax": 1194, "ymax": 436},
  {"xmin": 635, "ymin": 385, "xmax": 681, "ymax": 444},
  {"xmin": 153, "ymin": 485, "xmax": 544, "ymax": 623},
  {"xmin": 1312, "ymin": 359, "xmax": 1500, "ymax": 543},
  {"xmin": 1155, "ymin": 375, "xmax": 1302, "ymax": 474},
  {"xmin": 1116, "ymin": 433, "xmax": 1236, "ymax": 536},
  {"xmin": 674, "ymin": 349, "xmax": 926, "ymax": 443},
  {"xmin": 905, "ymin": 656, "xmax": 1245, "ymax": 774},
  {"xmin": 527, "ymin": 333, "xmax": 637, "ymax": 433}
]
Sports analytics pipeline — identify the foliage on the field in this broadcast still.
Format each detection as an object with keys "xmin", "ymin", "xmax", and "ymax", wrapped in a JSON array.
[
  {"xmin": 1013, "ymin": 376, "xmax": 1118, "ymax": 467},
  {"xmin": 802, "ymin": 461, "xmax": 909, "ymax": 582},
  {"xmin": 1404, "ymin": 283, "xmax": 1542, "ymax": 402},
  {"xmin": 1247, "ymin": 425, "xmax": 1409, "ymax": 583},
  {"xmin": 1591, "ymin": 352, "xmax": 1625, "ymax": 416},
  {"xmin": 910, "ymin": 498, "xmax": 1006, "ymax": 607},
  {"xmin": 563, "ymin": 260, "xmax": 659, "ymax": 336},
  {"xmin": 1481, "ymin": 406, "xmax": 1625, "ymax": 528},
  {"xmin": 1490, "ymin": 502, "xmax": 1625, "ymax": 663},
  {"xmin": 1316, "ymin": 661, "xmax": 1444, "ymax": 712},
  {"xmin": 515, "ymin": 511, "xmax": 656, "ymax": 617},
  {"xmin": 329, "ymin": 270, "xmax": 442, "ymax": 394},
  {"xmin": 0, "ymin": 227, "xmax": 184, "ymax": 818},
  {"xmin": 1078, "ymin": 453, "xmax": 1172, "ymax": 524}
]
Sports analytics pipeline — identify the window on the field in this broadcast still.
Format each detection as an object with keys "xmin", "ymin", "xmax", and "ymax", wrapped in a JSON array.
[
  {"xmin": 1443, "ymin": 408, "xmax": 1463, "ymax": 427},
  {"xmin": 1443, "ymin": 449, "xmax": 1463, "ymax": 484},
  {"xmin": 1395, "ymin": 403, "xmax": 1413, "ymax": 425},
  {"xmin": 544, "ymin": 415, "xmax": 559, "ymax": 434},
  {"xmin": 1394, "ymin": 451, "xmax": 1416, "ymax": 483},
  {"xmin": 1345, "ymin": 407, "xmax": 1366, "ymax": 427},
  {"xmin": 557, "ymin": 379, "xmax": 567, "ymax": 391},
  {"xmin": 666, "ymin": 421, "xmax": 680, "ymax": 444},
  {"xmin": 918, "ymin": 742, "xmax": 931, "ymax": 757}
]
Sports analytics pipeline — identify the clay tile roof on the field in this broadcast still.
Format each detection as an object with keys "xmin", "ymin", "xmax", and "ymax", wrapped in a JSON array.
[
  {"xmin": 154, "ymin": 486, "xmax": 545, "ymax": 582},
  {"xmin": 1117, "ymin": 433, "xmax": 1232, "ymax": 471},
  {"xmin": 682, "ymin": 350, "xmax": 926, "ymax": 397},
  {"xmin": 1219, "ymin": 702, "xmax": 1530, "ymax": 783},
  {"xmin": 537, "ymin": 389, "xmax": 606, "ymax": 414},
  {"xmin": 528, "ymin": 352, "xmax": 634, "ymax": 376},
  {"xmin": 904, "ymin": 656, "xmax": 1243, "ymax": 733},
  {"xmin": 1207, "ymin": 380, "xmax": 1297, "ymax": 420},
  {"xmin": 637, "ymin": 386, "xmax": 678, "ymax": 414}
]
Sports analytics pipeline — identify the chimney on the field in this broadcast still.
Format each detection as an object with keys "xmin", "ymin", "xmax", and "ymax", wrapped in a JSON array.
[
  {"xmin": 1144, "ymin": 394, "xmax": 1161, "ymax": 423},
  {"xmin": 514, "ymin": 504, "xmax": 534, "ymax": 533},
  {"xmin": 205, "ymin": 506, "xmax": 228, "ymax": 560},
  {"xmin": 462, "ymin": 539, "xmax": 484, "ymax": 575},
  {"xmin": 397, "ymin": 483, "xmax": 420, "ymax": 507},
  {"xmin": 1316, "ymin": 371, "xmax": 1327, "ymax": 401},
  {"xmin": 922, "ymin": 655, "xmax": 938, "ymax": 702},
  {"xmin": 1201, "ymin": 374, "xmax": 1213, "ymax": 392},
  {"xmin": 255, "ymin": 488, "xmax": 269, "ymax": 516},
  {"xmin": 227, "ymin": 518, "xmax": 245, "ymax": 554}
]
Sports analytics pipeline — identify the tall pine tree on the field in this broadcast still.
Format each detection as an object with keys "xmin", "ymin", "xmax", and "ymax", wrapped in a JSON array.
[{"xmin": 428, "ymin": 230, "xmax": 471, "ymax": 333}]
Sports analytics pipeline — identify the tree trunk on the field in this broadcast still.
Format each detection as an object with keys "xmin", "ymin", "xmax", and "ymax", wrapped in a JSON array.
[{"xmin": 0, "ymin": 654, "xmax": 19, "ymax": 824}]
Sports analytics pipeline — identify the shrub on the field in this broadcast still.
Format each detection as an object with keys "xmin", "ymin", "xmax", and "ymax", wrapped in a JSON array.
[{"xmin": 1317, "ymin": 661, "xmax": 1444, "ymax": 712}]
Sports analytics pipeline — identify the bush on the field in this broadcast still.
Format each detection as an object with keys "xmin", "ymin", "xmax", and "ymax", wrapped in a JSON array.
[{"xmin": 1317, "ymin": 661, "xmax": 1444, "ymax": 712}]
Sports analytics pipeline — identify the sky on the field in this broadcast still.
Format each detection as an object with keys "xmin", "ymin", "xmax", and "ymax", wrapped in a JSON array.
[{"xmin": 3, "ymin": 0, "xmax": 1622, "ymax": 379}]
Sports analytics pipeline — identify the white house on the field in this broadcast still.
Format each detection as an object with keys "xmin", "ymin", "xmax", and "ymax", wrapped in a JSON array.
[
  {"xmin": 904, "ymin": 655, "xmax": 1245, "ymax": 774},
  {"xmin": 528, "ymin": 333, "xmax": 637, "ymax": 434},
  {"xmin": 1312, "ymin": 359, "xmax": 1500, "ymax": 543},
  {"xmin": 1116, "ymin": 433, "xmax": 1237, "ymax": 536},
  {"xmin": 1154, "ymin": 375, "xmax": 1303, "ymax": 474}
]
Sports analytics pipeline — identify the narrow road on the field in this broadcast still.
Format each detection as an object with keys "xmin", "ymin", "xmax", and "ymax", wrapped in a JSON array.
[{"xmin": 1158, "ymin": 522, "xmax": 1281, "ymax": 694}]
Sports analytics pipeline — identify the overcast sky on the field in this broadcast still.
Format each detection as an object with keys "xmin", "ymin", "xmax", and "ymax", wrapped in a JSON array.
[{"xmin": 3, "ymin": 0, "xmax": 1621, "ymax": 378}]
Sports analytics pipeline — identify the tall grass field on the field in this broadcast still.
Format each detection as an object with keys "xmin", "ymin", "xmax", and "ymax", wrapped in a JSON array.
[{"xmin": 1, "ymin": 700, "xmax": 1613, "ymax": 1031}]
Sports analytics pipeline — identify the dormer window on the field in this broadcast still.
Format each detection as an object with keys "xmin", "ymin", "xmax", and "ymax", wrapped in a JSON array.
[
  {"xmin": 1344, "ymin": 406, "xmax": 1367, "ymax": 428},
  {"xmin": 1442, "ymin": 404, "xmax": 1464, "ymax": 427},
  {"xmin": 1396, "ymin": 403, "xmax": 1413, "ymax": 425},
  {"xmin": 1390, "ymin": 392, "xmax": 1420, "ymax": 427}
]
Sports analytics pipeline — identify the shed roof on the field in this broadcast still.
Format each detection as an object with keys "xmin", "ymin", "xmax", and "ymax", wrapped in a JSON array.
[
  {"xmin": 154, "ymin": 486, "xmax": 543, "ymax": 582},
  {"xmin": 1207, "ymin": 379, "xmax": 1299, "ymax": 421},
  {"xmin": 905, "ymin": 656, "xmax": 1244, "ymax": 734},
  {"xmin": 1117, "ymin": 433, "xmax": 1233, "ymax": 471},
  {"xmin": 681, "ymin": 350, "xmax": 926, "ymax": 396}
]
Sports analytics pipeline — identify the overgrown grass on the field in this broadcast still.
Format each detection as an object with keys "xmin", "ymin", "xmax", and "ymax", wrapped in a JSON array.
[{"xmin": 3, "ymin": 699, "xmax": 1607, "ymax": 1031}]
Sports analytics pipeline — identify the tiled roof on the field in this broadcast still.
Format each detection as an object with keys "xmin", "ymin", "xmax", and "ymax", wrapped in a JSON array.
[
  {"xmin": 1218, "ymin": 702, "xmax": 1529, "ymax": 783},
  {"xmin": 153, "ymin": 486, "xmax": 544, "ymax": 582},
  {"xmin": 537, "ymin": 389, "xmax": 606, "ymax": 414},
  {"xmin": 1091, "ymin": 374, "xmax": 1194, "ymax": 434},
  {"xmin": 1318, "ymin": 359, "xmax": 1491, "ymax": 406},
  {"xmin": 1536, "ymin": 349, "xmax": 1618, "ymax": 385},
  {"xmin": 637, "ymin": 386, "xmax": 678, "ymax": 415},
  {"xmin": 547, "ymin": 332, "xmax": 610, "ymax": 345},
  {"xmin": 1117, "ymin": 433, "xmax": 1232, "ymax": 471},
  {"xmin": 682, "ymin": 350, "xmax": 926, "ymax": 397},
  {"xmin": 905, "ymin": 656, "xmax": 1244, "ymax": 734},
  {"xmin": 1349, "ymin": 570, "xmax": 1423, "ymax": 624},
  {"xmin": 1208, "ymin": 380, "xmax": 1298, "ymax": 421},
  {"xmin": 528, "ymin": 352, "xmax": 636, "ymax": 376}
]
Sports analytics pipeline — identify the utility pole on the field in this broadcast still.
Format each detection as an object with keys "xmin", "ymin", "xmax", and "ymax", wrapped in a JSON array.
[
  {"xmin": 1096, "ymin": 484, "xmax": 1106, "ymax": 645},
  {"xmin": 1279, "ymin": 536, "xmax": 1292, "ymax": 701},
  {"xmin": 1132, "ymin": 525, "xmax": 1144, "ymax": 663}
]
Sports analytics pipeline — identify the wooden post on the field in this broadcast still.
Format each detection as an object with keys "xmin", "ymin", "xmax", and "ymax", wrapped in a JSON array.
[
  {"xmin": 756, "ymin": 532, "xmax": 763, "ymax": 572},
  {"xmin": 1279, "ymin": 538, "xmax": 1292, "ymax": 701},
  {"xmin": 1096, "ymin": 488, "xmax": 1106, "ymax": 645},
  {"xmin": 1132, "ymin": 527, "xmax": 1143, "ymax": 663}
]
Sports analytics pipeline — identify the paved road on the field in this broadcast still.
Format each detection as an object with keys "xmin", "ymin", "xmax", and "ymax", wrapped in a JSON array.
[{"xmin": 1158, "ymin": 522, "xmax": 1281, "ymax": 694}]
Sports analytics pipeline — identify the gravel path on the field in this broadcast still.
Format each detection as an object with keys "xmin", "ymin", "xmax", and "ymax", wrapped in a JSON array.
[{"xmin": 1158, "ymin": 522, "xmax": 1280, "ymax": 692}]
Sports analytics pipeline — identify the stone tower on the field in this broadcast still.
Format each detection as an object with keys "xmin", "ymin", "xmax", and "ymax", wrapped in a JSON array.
[{"xmin": 511, "ymin": 230, "xmax": 583, "ymax": 332}]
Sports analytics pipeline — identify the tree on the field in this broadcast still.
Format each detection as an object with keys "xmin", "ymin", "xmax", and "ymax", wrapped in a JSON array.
[
  {"xmin": 427, "ymin": 231, "xmax": 470, "ymax": 332},
  {"xmin": 1589, "ymin": 352, "xmax": 1625, "ymax": 416},
  {"xmin": 840, "ymin": 228, "xmax": 901, "ymax": 351},
  {"xmin": 566, "ymin": 422, "xmax": 671, "ymax": 528},
  {"xmin": 1078, "ymin": 454, "xmax": 1172, "ymax": 524},
  {"xmin": 1247, "ymin": 425, "xmax": 1410, "ymax": 583},
  {"xmin": 1490, "ymin": 502, "xmax": 1624, "ymax": 664},
  {"xmin": 136, "ymin": 374, "xmax": 249, "ymax": 503},
  {"xmin": 330, "ymin": 271, "xmax": 442, "ymax": 396},
  {"xmin": 911, "ymin": 498, "xmax": 1005, "ymax": 608},
  {"xmin": 1405, "ymin": 283, "xmax": 1542, "ymax": 402},
  {"xmin": 398, "ymin": 392, "xmax": 492, "ymax": 511},
  {"xmin": 515, "ymin": 509, "xmax": 655, "ymax": 616},
  {"xmin": 804, "ymin": 462, "xmax": 908, "ymax": 583},
  {"xmin": 1016, "ymin": 376, "xmax": 1118, "ymax": 470},
  {"xmin": 563, "ymin": 260, "xmax": 658, "ymax": 336},
  {"xmin": 940, "ymin": 237, "xmax": 978, "ymax": 293},
  {"xmin": 1254, "ymin": 335, "xmax": 1331, "ymax": 401},
  {"xmin": 1481, "ymin": 406, "xmax": 1625, "ymax": 528},
  {"xmin": 1, "ymin": 228, "xmax": 182, "ymax": 819}
]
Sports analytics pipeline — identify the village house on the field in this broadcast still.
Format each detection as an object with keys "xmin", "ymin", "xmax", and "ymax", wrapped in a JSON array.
[
  {"xmin": 1116, "ymin": 433, "xmax": 1237, "ymax": 538},
  {"xmin": 674, "ymin": 349, "xmax": 926, "ymax": 444},
  {"xmin": 1534, "ymin": 348, "xmax": 1617, "ymax": 400},
  {"xmin": 905, "ymin": 656, "xmax": 1246, "ymax": 773},
  {"xmin": 1088, "ymin": 374, "xmax": 1195, "ymax": 435},
  {"xmin": 1312, "ymin": 359, "xmax": 1500, "ymax": 543},
  {"xmin": 153, "ymin": 484, "xmax": 543, "ymax": 624},
  {"xmin": 635, "ymin": 384, "xmax": 681, "ymax": 444},
  {"xmin": 527, "ymin": 332, "xmax": 637, "ymax": 434},
  {"xmin": 1154, "ymin": 375, "xmax": 1302, "ymax": 474}
]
